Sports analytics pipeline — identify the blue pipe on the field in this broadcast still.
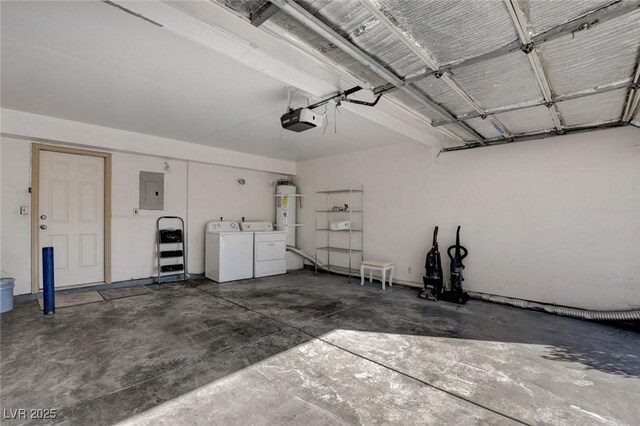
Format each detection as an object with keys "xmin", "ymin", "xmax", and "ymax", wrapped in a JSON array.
[{"xmin": 42, "ymin": 247, "xmax": 55, "ymax": 315}]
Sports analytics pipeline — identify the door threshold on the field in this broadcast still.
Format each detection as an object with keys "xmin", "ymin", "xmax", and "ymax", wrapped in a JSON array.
[{"xmin": 18, "ymin": 274, "xmax": 191, "ymax": 302}]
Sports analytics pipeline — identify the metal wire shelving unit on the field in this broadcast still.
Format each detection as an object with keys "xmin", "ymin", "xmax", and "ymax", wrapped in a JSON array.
[{"xmin": 315, "ymin": 188, "xmax": 363, "ymax": 282}]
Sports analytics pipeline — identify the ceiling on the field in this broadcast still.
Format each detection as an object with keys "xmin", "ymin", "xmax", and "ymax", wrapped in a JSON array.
[
  {"xmin": 0, "ymin": 1, "xmax": 422, "ymax": 161},
  {"xmin": 2, "ymin": 1, "xmax": 638, "ymax": 158},
  {"xmin": 215, "ymin": 0, "xmax": 640, "ymax": 150}
]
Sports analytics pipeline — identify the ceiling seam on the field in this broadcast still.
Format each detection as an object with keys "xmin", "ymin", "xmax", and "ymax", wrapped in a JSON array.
[{"xmin": 102, "ymin": 1, "xmax": 164, "ymax": 27}]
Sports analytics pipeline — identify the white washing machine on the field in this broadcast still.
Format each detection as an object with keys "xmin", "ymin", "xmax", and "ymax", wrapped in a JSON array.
[
  {"xmin": 205, "ymin": 221, "xmax": 254, "ymax": 282},
  {"xmin": 240, "ymin": 222, "xmax": 287, "ymax": 278}
]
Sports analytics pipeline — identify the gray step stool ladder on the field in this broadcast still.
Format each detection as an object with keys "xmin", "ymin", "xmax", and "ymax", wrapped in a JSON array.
[{"xmin": 156, "ymin": 216, "xmax": 187, "ymax": 284}]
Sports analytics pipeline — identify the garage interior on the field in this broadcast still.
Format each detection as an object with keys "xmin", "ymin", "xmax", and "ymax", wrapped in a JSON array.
[{"xmin": 0, "ymin": 1, "xmax": 639, "ymax": 425}]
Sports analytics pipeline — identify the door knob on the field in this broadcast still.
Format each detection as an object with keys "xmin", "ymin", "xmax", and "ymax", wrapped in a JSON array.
[
  {"xmin": 40, "ymin": 225, "xmax": 47, "ymax": 230},
  {"xmin": 40, "ymin": 215, "xmax": 47, "ymax": 220}
]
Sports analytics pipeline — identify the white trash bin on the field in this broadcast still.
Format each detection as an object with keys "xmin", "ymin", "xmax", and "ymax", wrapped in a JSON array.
[{"xmin": 0, "ymin": 277, "xmax": 15, "ymax": 313}]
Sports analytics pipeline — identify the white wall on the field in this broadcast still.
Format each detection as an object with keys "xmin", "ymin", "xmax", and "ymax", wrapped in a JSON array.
[
  {"xmin": 0, "ymin": 133, "xmax": 3, "ymax": 277},
  {"xmin": 0, "ymin": 138, "xmax": 2, "ymax": 276},
  {"xmin": 296, "ymin": 127, "xmax": 640, "ymax": 310},
  {"xmin": 295, "ymin": 141, "xmax": 436, "ymax": 285},
  {"xmin": 0, "ymin": 138, "xmax": 32, "ymax": 286},
  {"xmin": 1, "ymin": 135, "xmax": 286, "ymax": 295}
]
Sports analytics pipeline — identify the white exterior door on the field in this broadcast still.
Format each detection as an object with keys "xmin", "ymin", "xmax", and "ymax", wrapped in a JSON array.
[{"xmin": 39, "ymin": 151, "xmax": 104, "ymax": 288}]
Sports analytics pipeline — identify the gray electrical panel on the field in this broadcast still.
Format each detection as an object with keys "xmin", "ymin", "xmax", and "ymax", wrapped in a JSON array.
[{"xmin": 139, "ymin": 171, "xmax": 164, "ymax": 210}]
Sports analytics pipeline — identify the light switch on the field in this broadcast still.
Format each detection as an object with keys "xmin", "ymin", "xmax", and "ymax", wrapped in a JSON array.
[{"xmin": 20, "ymin": 205, "xmax": 29, "ymax": 215}]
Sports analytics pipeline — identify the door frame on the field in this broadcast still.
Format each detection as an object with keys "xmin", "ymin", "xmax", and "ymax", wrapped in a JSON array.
[{"xmin": 31, "ymin": 144, "xmax": 112, "ymax": 293}]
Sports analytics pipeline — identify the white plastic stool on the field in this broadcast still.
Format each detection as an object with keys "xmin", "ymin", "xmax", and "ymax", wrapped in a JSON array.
[{"xmin": 360, "ymin": 260, "xmax": 394, "ymax": 290}]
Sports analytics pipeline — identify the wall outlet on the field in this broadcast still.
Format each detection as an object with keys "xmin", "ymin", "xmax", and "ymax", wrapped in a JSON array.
[
  {"xmin": 408, "ymin": 266, "xmax": 412, "ymax": 274},
  {"xmin": 20, "ymin": 205, "xmax": 29, "ymax": 215},
  {"xmin": 133, "ymin": 208, "xmax": 140, "ymax": 216}
]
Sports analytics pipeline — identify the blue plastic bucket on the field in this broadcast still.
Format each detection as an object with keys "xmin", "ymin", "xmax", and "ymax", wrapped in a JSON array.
[{"xmin": 0, "ymin": 278, "xmax": 15, "ymax": 313}]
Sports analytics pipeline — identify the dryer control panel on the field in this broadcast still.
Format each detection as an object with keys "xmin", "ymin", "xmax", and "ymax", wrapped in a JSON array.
[
  {"xmin": 206, "ymin": 221, "xmax": 240, "ymax": 233},
  {"xmin": 240, "ymin": 222, "xmax": 273, "ymax": 232}
]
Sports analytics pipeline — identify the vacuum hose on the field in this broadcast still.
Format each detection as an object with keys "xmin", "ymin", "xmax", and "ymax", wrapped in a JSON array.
[
  {"xmin": 470, "ymin": 292, "xmax": 640, "ymax": 322},
  {"xmin": 287, "ymin": 246, "xmax": 639, "ymax": 322},
  {"xmin": 286, "ymin": 246, "xmax": 329, "ymax": 271},
  {"xmin": 286, "ymin": 245, "xmax": 362, "ymax": 279}
]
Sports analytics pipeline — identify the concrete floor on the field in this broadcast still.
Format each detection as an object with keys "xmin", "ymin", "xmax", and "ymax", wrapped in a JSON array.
[{"xmin": 1, "ymin": 270, "xmax": 638, "ymax": 425}]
